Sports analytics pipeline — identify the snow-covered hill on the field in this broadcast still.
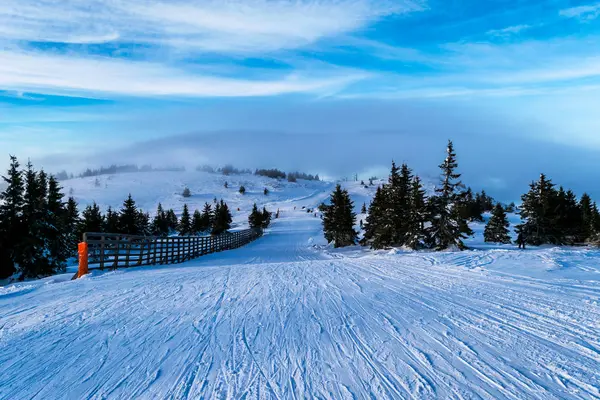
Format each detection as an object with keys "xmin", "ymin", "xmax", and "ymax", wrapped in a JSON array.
[{"xmin": 1, "ymin": 171, "xmax": 600, "ymax": 399}]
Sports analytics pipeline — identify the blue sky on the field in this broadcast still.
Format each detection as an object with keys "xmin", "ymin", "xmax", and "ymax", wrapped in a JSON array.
[{"xmin": 1, "ymin": 0, "xmax": 600, "ymax": 200}]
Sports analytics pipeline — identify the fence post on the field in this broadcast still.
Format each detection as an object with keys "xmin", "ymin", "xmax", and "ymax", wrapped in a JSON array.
[{"xmin": 77, "ymin": 242, "xmax": 89, "ymax": 278}]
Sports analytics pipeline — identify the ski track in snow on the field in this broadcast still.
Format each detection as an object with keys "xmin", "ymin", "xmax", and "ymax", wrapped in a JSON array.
[{"xmin": 1, "ymin": 175, "xmax": 600, "ymax": 399}]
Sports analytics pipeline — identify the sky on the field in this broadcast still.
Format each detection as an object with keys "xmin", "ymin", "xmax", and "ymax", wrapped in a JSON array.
[{"xmin": 1, "ymin": 0, "xmax": 600, "ymax": 201}]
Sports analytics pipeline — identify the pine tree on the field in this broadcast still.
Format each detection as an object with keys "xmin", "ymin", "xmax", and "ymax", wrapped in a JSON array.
[
  {"xmin": 64, "ymin": 197, "xmax": 81, "ymax": 256},
  {"xmin": 518, "ymin": 174, "xmax": 560, "ymax": 245},
  {"xmin": 136, "ymin": 210, "xmax": 151, "ymax": 236},
  {"xmin": 427, "ymin": 140, "xmax": 473, "ymax": 250},
  {"xmin": 477, "ymin": 190, "xmax": 494, "ymax": 212},
  {"xmin": 579, "ymin": 193, "xmax": 596, "ymax": 241},
  {"xmin": 182, "ymin": 187, "xmax": 191, "ymax": 198},
  {"xmin": 261, "ymin": 207, "xmax": 272, "ymax": 229},
  {"xmin": 248, "ymin": 203, "xmax": 263, "ymax": 229},
  {"xmin": 239, "ymin": 185, "xmax": 246, "ymax": 194},
  {"xmin": 484, "ymin": 204, "xmax": 511, "ymax": 244},
  {"xmin": 178, "ymin": 204, "xmax": 192, "ymax": 236},
  {"xmin": 460, "ymin": 188, "xmax": 484, "ymax": 222},
  {"xmin": 104, "ymin": 206, "xmax": 120, "ymax": 234},
  {"xmin": 166, "ymin": 209, "xmax": 179, "ymax": 233},
  {"xmin": 118, "ymin": 194, "xmax": 138, "ymax": 235},
  {"xmin": 361, "ymin": 203, "xmax": 367, "ymax": 214},
  {"xmin": 264, "ymin": 187, "xmax": 269, "ymax": 196},
  {"xmin": 362, "ymin": 186, "xmax": 393, "ymax": 249},
  {"xmin": 555, "ymin": 188, "xmax": 581, "ymax": 244},
  {"xmin": 322, "ymin": 184, "xmax": 357, "ymax": 248},
  {"xmin": 191, "ymin": 209, "xmax": 203, "ymax": 234},
  {"xmin": 212, "ymin": 200, "xmax": 232, "ymax": 235},
  {"xmin": 390, "ymin": 163, "xmax": 413, "ymax": 245},
  {"xmin": 199, "ymin": 202, "xmax": 213, "ymax": 232},
  {"xmin": 405, "ymin": 176, "xmax": 429, "ymax": 250},
  {"xmin": 0, "ymin": 156, "xmax": 25, "ymax": 279},
  {"xmin": 19, "ymin": 161, "xmax": 45, "ymax": 277},
  {"xmin": 80, "ymin": 202, "xmax": 104, "ymax": 237},
  {"xmin": 151, "ymin": 203, "xmax": 168, "ymax": 236},
  {"xmin": 591, "ymin": 202, "xmax": 600, "ymax": 241},
  {"xmin": 44, "ymin": 176, "xmax": 68, "ymax": 272}
]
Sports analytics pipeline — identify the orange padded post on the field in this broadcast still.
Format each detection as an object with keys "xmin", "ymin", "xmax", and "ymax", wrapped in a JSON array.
[{"xmin": 77, "ymin": 242, "xmax": 89, "ymax": 278}]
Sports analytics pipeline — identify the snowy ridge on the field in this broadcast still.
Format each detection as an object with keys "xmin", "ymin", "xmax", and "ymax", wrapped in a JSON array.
[{"xmin": 1, "ymin": 171, "xmax": 600, "ymax": 399}]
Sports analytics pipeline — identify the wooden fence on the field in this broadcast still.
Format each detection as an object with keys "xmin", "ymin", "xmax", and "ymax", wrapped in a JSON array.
[{"xmin": 79, "ymin": 228, "xmax": 263, "ymax": 272}]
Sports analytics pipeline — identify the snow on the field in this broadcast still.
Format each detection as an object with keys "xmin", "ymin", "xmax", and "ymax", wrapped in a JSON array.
[{"xmin": 1, "ymin": 172, "xmax": 600, "ymax": 399}]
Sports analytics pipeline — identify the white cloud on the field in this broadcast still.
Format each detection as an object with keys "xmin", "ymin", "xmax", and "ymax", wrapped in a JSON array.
[
  {"xmin": 486, "ymin": 24, "xmax": 532, "ymax": 37},
  {"xmin": 0, "ymin": 49, "xmax": 367, "ymax": 98},
  {"xmin": 559, "ymin": 3, "xmax": 600, "ymax": 21},
  {"xmin": 0, "ymin": 0, "xmax": 423, "ymax": 53}
]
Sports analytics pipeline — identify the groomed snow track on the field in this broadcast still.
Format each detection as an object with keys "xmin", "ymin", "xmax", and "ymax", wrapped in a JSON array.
[{"xmin": 1, "ymin": 212, "xmax": 600, "ymax": 399}]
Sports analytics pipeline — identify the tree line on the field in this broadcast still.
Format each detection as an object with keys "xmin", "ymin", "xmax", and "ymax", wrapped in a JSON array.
[
  {"xmin": 254, "ymin": 168, "xmax": 320, "ymax": 182},
  {"xmin": 321, "ymin": 140, "xmax": 600, "ymax": 250},
  {"xmin": 55, "ymin": 164, "xmax": 185, "ymax": 180},
  {"xmin": 322, "ymin": 140, "xmax": 478, "ymax": 249},
  {"xmin": 0, "ymin": 156, "xmax": 237, "ymax": 280}
]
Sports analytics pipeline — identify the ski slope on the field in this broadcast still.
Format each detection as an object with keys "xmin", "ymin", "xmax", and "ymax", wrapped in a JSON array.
[{"xmin": 1, "ymin": 172, "xmax": 600, "ymax": 399}]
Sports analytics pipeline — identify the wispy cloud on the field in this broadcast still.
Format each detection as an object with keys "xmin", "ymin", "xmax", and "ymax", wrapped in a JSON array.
[
  {"xmin": 0, "ymin": 49, "xmax": 367, "ymax": 98},
  {"xmin": 486, "ymin": 24, "xmax": 532, "ymax": 37},
  {"xmin": 559, "ymin": 2, "xmax": 600, "ymax": 21},
  {"xmin": 0, "ymin": 0, "xmax": 423, "ymax": 53}
]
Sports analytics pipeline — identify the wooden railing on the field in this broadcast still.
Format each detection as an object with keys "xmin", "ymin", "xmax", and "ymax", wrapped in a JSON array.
[{"xmin": 80, "ymin": 228, "xmax": 263, "ymax": 271}]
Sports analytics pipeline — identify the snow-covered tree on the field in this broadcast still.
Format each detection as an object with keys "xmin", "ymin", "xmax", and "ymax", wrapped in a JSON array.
[
  {"xmin": 248, "ymin": 203, "xmax": 263, "ymax": 229},
  {"xmin": 405, "ymin": 176, "xmax": 429, "ymax": 250},
  {"xmin": 484, "ymin": 204, "xmax": 511, "ymax": 244},
  {"xmin": 322, "ymin": 184, "xmax": 357, "ymax": 248},
  {"xmin": 212, "ymin": 200, "xmax": 232, "ymax": 235},
  {"xmin": 118, "ymin": 194, "xmax": 138, "ymax": 235},
  {"xmin": 104, "ymin": 206, "xmax": 120, "ymax": 234},
  {"xmin": 427, "ymin": 140, "xmax": 473, "ymax": 250},
  {"xmin": 0, "ymin": 156, "xmax": 25, "ymax": 279},
  {"xmin": 362, "ymin": 185, "xmax": 392, "ymax": 249},
  {"xmin": 178, "ymin": 204, "xmax": 192, "ymax": 236}
]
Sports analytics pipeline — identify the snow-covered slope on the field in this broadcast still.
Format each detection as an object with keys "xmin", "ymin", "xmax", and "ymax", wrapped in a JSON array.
[
  {"xmin": 61, "ymin": 170, "xmax": 340, "ymax": 228},
  {"xmin": 1, "ymin": 172, "xmax": 600, "ymax": 399}
]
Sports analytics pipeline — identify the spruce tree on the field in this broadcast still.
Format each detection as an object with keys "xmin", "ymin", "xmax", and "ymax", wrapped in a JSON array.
[
  {"xmin": 19, "ymin": 161, "xmax": 45, "ymax": 277},
  {"xmin": 460, "ymin": 188, "xmax": 484, "ymax": 222},
  {"xmin": 45, "ymin": 176, "xmax": 68, "ymax": 272},
  {"xmin": 199, "ymin": 202, "xmax": 213, "ymax": 232},
  {"xmin": 264, "ymin": 187, "xmax": 269, "ymax": 196},
  {"xmin": 166, "ymin": 209, "xmax": 179, "ymax": 233},
  {"xmin": 118, "ymin": 194, "xmax": 138, "ymax": 235},
  {"xmin": 136, "ymin": 210, "xmax": 151, "ymax": 236},
  {"xmin": 261, "ymin": 207, "xmax": 272, "ymax": 228},
  {"xmin": 178, "ymin": 204, "xmax": 192, "ymax": 236},
  {"xmin": 64, "ymin": 197, "xmax": 81, "ymax": 253},
  {"xmin": 427, "ymin": 140, "xmax": 473, "ymax": 250},
  {"xmin": 0, "ymin": 156, "xmax": 25, "ymax": 279},
  {"xmin": 361, "ymin": 203, "xmax": 367, "ymax": 214},
  {"xmin": 322, "ymin": 184, "xmax": 357, "ymax": 248},
  {"xmin": 80, "ymin": 202, "xmax": 104, "ymax": 237},
  {"xmin": 405, "ymin": 176, "xmax": 429, "ymax": 250},
  {"xmin": 212, "ymin": 200, "xmax": 232, "ymax": 235},
  {"xmin": 362, "ymin": 186, "xmax": 393, "ymax": 249},
  {"xmin": 248, "ymin": 203, "xmax": 263, "ymax": 229},
  {"xmin": 151, "ymin": 203, "xmax": 168, "ymax": 236},
  {"xmin": 518, "ymin": 174, "xmax": 560, "ymax": 245},
  {"xmin": 579, "ymin": 193, "xmax": 596, "ymax": 241},
  {"xmin": 191, "ymin": 210, "xmax": 203, "ymax": 234},
  {"xmin": 104, "ymin": 206, "xmax": 120, "ymax": 234},
  {"xmin": 484, "ymin": 204, "xmax": 511, "ymax": 244},
  {"xmin": 239, "ymin": 185, "xmax": 246, "ymax": 194}
]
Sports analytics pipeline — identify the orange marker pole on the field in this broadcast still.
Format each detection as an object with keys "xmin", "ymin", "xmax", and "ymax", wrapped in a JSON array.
[{"xmin": 77, "ymin": 242, "xmax": 89, "ymax": 278}]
